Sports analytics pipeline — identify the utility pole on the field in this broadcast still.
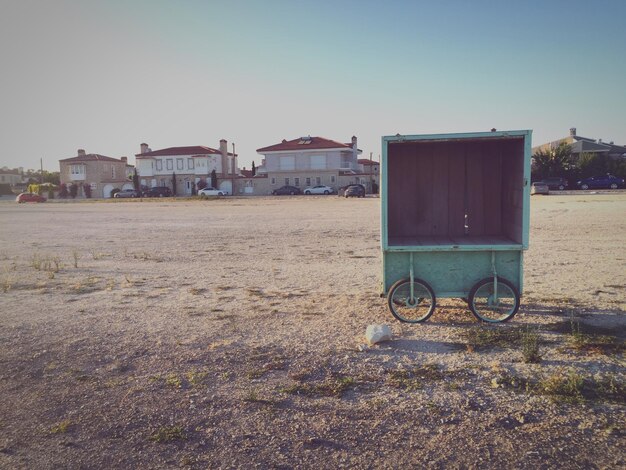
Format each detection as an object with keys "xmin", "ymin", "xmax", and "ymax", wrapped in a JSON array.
[
  {"xmin": 369, "ymin": 152, "xmax": 373, "ymax": 193},
  {"xmin": 231, "ymin": 142, "xmax": 236, "ymax": 195},
  {"xmin": 40, "ymin": 158, "xmax": 44, "ymax": 184}
]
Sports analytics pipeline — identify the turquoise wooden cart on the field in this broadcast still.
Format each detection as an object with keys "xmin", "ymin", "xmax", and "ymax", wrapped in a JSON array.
[{"xmin": 381, "ymin": 130, "xmax": 532, "ymax": 323}]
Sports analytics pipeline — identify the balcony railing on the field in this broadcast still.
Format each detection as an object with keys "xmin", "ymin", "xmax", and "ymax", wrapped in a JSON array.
[{"xmin": 69, "ymin": 173, "xmax": 85, "ymax": 181}]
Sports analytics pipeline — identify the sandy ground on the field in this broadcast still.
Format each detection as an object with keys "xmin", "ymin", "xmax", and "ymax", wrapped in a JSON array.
[{"xmin": 0, "ymin": 194, "xmax": 624, "ymax": 469}]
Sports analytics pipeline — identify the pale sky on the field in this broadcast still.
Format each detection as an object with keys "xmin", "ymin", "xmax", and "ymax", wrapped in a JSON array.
[{"xmin": 1, "ymin": 0, "xmax": 625, "ymax": 171}]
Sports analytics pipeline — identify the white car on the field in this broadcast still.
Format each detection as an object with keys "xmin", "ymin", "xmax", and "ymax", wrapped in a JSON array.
[
  {"xmin": 198, "ymin": 187, "xmax": 228, "ymax": 196},
  {"xmin": 303, "ymin": 185, "xmax": 334, "ymax": 195}
]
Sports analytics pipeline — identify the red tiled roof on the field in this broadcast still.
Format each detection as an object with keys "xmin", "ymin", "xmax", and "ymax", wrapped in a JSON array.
[
  {"xmin": 257, "ymin": 136, "xmax": 353, "ymax": 153},
  {"xmin": 59, "ymin": 154, "xmax": 122, "ymax": 163},
  {"xmin": 357, "ymin": 159, "xmax": 378, "ymax": 165},
  {"xmin": 136, "ymin": 146, "xmax": 235, "ymax": 158},
  {"xmin": 240, "ymin": 169, "xmax": 254, "ymax": 178}
]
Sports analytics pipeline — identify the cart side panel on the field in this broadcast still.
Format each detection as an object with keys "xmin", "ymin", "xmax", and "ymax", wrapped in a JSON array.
[
  {"xmin": 383, "ymin": 250, "xmax": 522, "ymax": 296},
  {"xmin": 501, "ymin": 139, "xmax": 525, "ymax": 244}
]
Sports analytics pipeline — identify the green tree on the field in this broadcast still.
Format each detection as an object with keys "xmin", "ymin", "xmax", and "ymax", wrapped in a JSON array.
[
  {"xmin": 210, "ymin": 169, "xmax": 217, "ymax": 189},
  {"xmin": 132, "ymin": 169, "xmax": 140, "ymax": 191},
  {"xmin": 532, "ymin": 142, "xmax": 572, "ymax": 180},
  {"xmin": 172, "ymin": 173, "xmax": 177, "ymax": 195},
  {"xmin": 251, "ymin": 161, "xmax": 256, "ymax": 176}
]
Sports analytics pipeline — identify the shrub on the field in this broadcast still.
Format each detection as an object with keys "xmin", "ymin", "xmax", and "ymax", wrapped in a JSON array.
[
  {"xmin": 83, "ymin": 183, "xmax": 92, "ymax": 198},
  {"xmin": 69, "ymin": 184, "xmax": 77, "ymax": 199},
  {"xmin": 59, "ymin": 183, "xmax": 68, "ymax": 198}
]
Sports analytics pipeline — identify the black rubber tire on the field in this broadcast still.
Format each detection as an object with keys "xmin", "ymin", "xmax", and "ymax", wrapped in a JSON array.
[
  {"xmin": 468, "ymin": 277, "xmax": 520, "ymax": 323},
  {"xmin": 290, "ymin": 191, "xmax": 295, "ymax": 195},
  {"xmin": 558, "ymin": 185, "xmax": 564, "ymax": 190},
  {"xmin": 581, "ymin": 184, "xmax": 589, "ymax": 190},
  {"xmin": 387, "ymin": 278, "xmax": 436, "ymax": 323},
  {"xmin": 323, "ymin": 190, "xmax": 329, "ymax": 195},
  {"xmin": 610, "ymin": 183, "xmax": 617, "ymax": 189}
]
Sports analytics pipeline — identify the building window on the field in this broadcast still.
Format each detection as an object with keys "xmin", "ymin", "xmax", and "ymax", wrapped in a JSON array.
[
  {"xmin": 111, "ymin": 165, "xmax": 116, "ymax": 179},
  {"xmin": 188, "ymin": 158, "xmax": 194, "ymax": 170},
  {"xmin": 316, "ymin": 177, "xmax": 321, "ymax": 185},
  {"xmin": 310, "ymin": 155, "xmax": 326, "ymax": 170},
  {"xmin": 271, "ymin": 177, "xmax": 276, "ymax": 185},
  {"xmin": 156, "ymin": 159, "xmax": 162, "ymax": 171},
  {"xmin": 177, "ymin": 158, "xmax": 184, "ymax": 170},
  {"xmin": 341, "ymin": 154, "xmax": 352, "ymax": 169},
  {"xmin": 330, "ymin": 175, "xmax": 336, "ymax": 184},
  {"xmin": 294, "ymin": 177, "xmax": 300, "ymax": 186},
  {"xmin": 284, "ymin": 177, "xmax": 289, "ymax": 185},
  {"xmin": 280, "ymin": 156, "xmax": 295, "ymax": 170},
  {"xmin": 166, "ymin": 159, "xmax": 173, "ymax": 170},
  {"xmin": 305, "ymin": 177, "xmax": 311, "ymax": 186}
]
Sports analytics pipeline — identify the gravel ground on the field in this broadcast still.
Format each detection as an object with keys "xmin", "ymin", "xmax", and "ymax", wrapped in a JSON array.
[{"xmin": 0, "ymin": 194, "xmax": 624, "ymax": 469}]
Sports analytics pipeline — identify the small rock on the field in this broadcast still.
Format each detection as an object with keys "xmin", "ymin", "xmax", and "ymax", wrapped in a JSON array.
[{"xmin": 365, "ymin": 324, "xmax": 392, "ymax": 345}]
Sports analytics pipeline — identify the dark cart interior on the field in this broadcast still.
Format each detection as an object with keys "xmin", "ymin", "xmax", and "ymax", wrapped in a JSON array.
[{"xmin": 386, "ymin": 136, "xmax": 525, "ymax": 247}]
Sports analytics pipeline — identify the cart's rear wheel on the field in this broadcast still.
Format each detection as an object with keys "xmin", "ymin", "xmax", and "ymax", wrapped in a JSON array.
[
  {"xmin": 468, "ymin": 277, "xmax": 520, "ymax": 323},
  {"xmin": 387, "ymin": 278, "xmax": 436, "ymax": 323}
]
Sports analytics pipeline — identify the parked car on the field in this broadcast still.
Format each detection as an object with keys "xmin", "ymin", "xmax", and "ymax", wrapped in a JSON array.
[
  {"xmin": 16, "ymin": 192, "xmax": 46, "ymax": 203},
  {"xmin": 343, "ymin": 184, "xmax": 366, "ymax": 198},
  {"xmin": 530, "ymin": 182, "xmax": 549, "ymax": 195},
  {"xmin": 303, "ymin": 185, "xmax": 334, "ymax": 195},
  {"xmin": 577, "ymin": 174, "xmax": 624, "ymax": 190},
  {"xmin": 198, "ymin": 187, "xmax": 228, "ymax": 196},
  {"xmin": 538, "ymin": 177, "xmax": 568, "ymax": 190},
  {"xmin": 272, "ymin": 185, "xmax": 301, "ymax": 195},
  {"xmin": 143, "ymin": 187, "xmax": 172, "ymax": 197},
  {"xmin": 114, "ymin": 189, "xmax": 141, "ymax": 198}
]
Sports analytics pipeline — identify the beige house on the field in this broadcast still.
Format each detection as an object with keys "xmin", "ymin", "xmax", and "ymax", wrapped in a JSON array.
[
  {"xmin": 256, "ymin": 135, "xmax": 362, "ymax": 194},
  {"xmin": 0, "ymin": 168, "xmax": 25, "ymax": 186},
  {"xmin": 533, "ymin": 128, "xmax": 626, "ymax": 160},
  {"xmin": 135, "ymin": 140, "xmax": 238, "ymax": 196},
  {"xmin": 59, "ymin": 150, "xmax": 134, "ymax": 198}
]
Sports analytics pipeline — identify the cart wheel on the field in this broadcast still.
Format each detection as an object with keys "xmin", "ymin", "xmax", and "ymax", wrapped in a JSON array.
[
  {"xmin": 387, "ymin": 278, "xmax": 436, "ymax": 323},
  {"xmin": 468, "ymin": 277, "xmax": 520, "ymax": 323}
]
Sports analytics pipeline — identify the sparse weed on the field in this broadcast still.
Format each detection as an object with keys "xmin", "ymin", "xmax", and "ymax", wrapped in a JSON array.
[
  {"xmin": 91, "ymin": 250, "xmax": 105, "ymax": 260},
  {"xmin": 387, "ymin": 369, "xmax": 422, "ymax": 391},
  {"xmin": 31, "ymin": 253, "xmax": 42, "ymax": 270},
  {"xmin": 186, "ymin": 371, "xmax": 208, "ymax": 386},
  {"xmin": 149, "ymin": 426, "xmax": 186, "ymax": 443},
  {"xmin": 50, "ymin": 420, "xmax": 71, "ymax": 434},
  {"xmin": 72, "ymin": 250, "xmax": 80, "ymax": 268},
  {"xmin": 566, "ymin": 320, "xmax": 624, "ymax": 355},
  {"xmin": 537, "ymin": 369, "xmax": 584, "ymax": 403},
  {"xmin": 280, "ymin": 376, "xmax": 356, "ymax": 398},
  {"xmin": 165, "ymin": 374, "xmax": 183, "ymax": 388},
  {"xmin": 521, "ymin": 327, "xmax": 542, "ymax": 363},
  {"xmin": 2, "ymin": 274, "xmax": 12, "ymax": 293},
  {"xmin": 463, "ymin": 326, "xmax": 524, "ymax": 352}
]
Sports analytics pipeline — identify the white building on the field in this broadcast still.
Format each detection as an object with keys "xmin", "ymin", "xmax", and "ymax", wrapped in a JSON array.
[
  {"xmin": 256, "ymin": 135, "xmax": 362, "ymax": 192},
  {"xmin": 135, "ymin": 140, "xmax": 237, "ymax": 195}
]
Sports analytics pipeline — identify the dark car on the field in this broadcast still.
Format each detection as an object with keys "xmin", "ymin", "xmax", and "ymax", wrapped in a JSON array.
[
  {"xmin": 16, "ymin": 192, "xmax": 46, "ymax": 203},
  {"xmin": 272, "ymin": 185, "xmax": 301, "ymax": 195},
  {"xmin": 577, "ymin": 174, "xmax": 624, "ymax": 190},
  {"xmin": 343, "ymin": 184, "xmax": 366, "ymax": 198},
  {"xmin": 143, "ymin": 187, "xmax": 172, "ymax": 197},
  {"xmin": 114, "ymin": 189, "xmax": 141, "ymax": 198},
  {"xmin": 539, "ymin": 177, "xmax": 568, "ymax": 190}
]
